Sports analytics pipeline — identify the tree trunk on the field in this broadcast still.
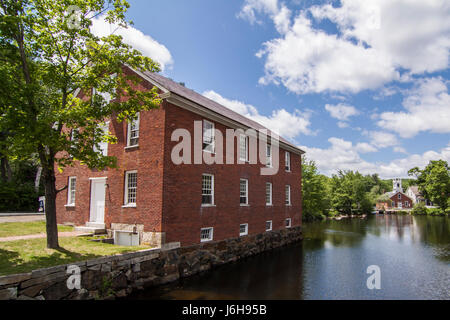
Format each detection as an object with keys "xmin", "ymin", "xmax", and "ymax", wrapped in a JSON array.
[
  {"xmin": 0, "ymin": 156, "xmax": 12, "ymax": 182},
  {"xmin": 41, "ymin": 160, "xmax": 59, "ymax": 249},
  {"xmin": 34, "ymin": 165, "xmax": 42, "ymax": 192}
]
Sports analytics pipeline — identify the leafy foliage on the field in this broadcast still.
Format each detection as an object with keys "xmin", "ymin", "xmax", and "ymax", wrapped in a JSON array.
[
  {"xmin": 408, "ymin": 160, "xmax": 450, "ymax": 211},
  {"xmin": 0, "ymin": 0, "xmax": 161, "ymax": 247}
]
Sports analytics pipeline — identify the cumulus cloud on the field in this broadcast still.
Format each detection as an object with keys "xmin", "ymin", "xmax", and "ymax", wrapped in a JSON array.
[
  {"xmin": 377, "ymin": 77, "xmax": 450, "ymax": 138},
  {"xmin": 301, "ymin": 138, "xmax": 450, "ymax": 178},
  {"xmin": 325, "ymin": 103, "xmax": 360, "ymax": 127},
  {"xmin": 368, "ymin": 131, "xmax": 399, "ymax": 148},
  {"xmin": 91, "ymin": 16, "xmax": 174, "ymax": 71},
  {"xmin": 241, "ymin": 0, "xmax": 450, "ymax": 94},
  {"xmin": 202, "ymin": 90, "xmax": 312, "ymax": 140}
]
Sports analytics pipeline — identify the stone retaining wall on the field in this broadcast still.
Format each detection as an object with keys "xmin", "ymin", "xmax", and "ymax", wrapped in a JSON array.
[{"xmin": 0, "ymin": 226, "xmax": 302, "ymax": 300}]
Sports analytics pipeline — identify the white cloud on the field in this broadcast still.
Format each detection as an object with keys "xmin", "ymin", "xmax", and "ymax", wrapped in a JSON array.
[
  {"xmin": 301, "ymin": 139, "xmax": 450, "ymax": 178},
  {"xmin": 244, "ymin": 0, "xmax": 450, "ymax": 94},
  {"xmin": 325, "ymin": 103, "xmax": 360, "ymax": 121},
  {"xmin": 377, "ymin": 77, "xmax": 450, "ymax": 138},
  {"xmin": 393, "ymin": 146, "xmax": 407, "ymax": 154},
  {"xmin": 368, "ymin": 131, "xmax": 399, "ymax": 148},
  {"xmin": 355, "ymin": 143, "xmax": 378, "ymax": 153},
  {"xmin": 91, "ymin": 16, "xmax": 174, "ymax": 71},
  {"xmin": 202, "ymin": 90, "xmax": 312, "ymax": 140}
]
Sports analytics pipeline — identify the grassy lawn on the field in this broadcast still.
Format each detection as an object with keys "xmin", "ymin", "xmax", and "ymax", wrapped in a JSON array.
[
  {"xmin": 0, "ymin": 221, "xmax": 74, "ymax": 238},
  {"xmin": 0, "ymin": 237, "xmax": 148, "ymax": 276}
]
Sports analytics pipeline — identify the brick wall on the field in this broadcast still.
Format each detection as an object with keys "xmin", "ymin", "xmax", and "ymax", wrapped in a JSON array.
[
  {"xmin": 162, "ymin": 102, "xmax": 302, "ymax": 246},
  {"xmin": 55, "ymin": 68, "xmax": 303, "ymax": 247}
]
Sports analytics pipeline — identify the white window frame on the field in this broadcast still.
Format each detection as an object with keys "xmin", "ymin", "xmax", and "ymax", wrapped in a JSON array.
[
  {"xmin": 202, "ymin": 174, "xmax": 215, "ymax": 206},
  {"xmin": 239, "ymin": 134, "xmax": 248, "ymax": 162},
  {"xmin": 239, "ymin": 223, "xmax": 248, "ymax": 236},
  {"xmin": 93, "ymin": 121, "xmax": 109, "ymax": 156},
  {"xmin": 285, "ymin": 151, "xmax": 291, "ymax": 172},
  {"xmin": 404, "ymin": 201, "xmax": 408, "ymax": 207},
  {"xmin": 285, "ymin": 218, "xmax": 292, "ymax": 228},
  {"xmin": 124, "ymin": 170, "xmax": 137, "ymax": 207},
  {"xmin": 266, "ymin": 220, "xmax": 272, "ymax": 232},
  {"xmin": 66, "ymin": 176, "xmax": 76, "ymax": 206},
  {"xmin": 240, "ymin": 178, "xmax": 249, "ymax": 206},
  {"xmin": 286, "ymin": 185, "xmax": 291, "ymax": 206},
  {"xmin": 127, "ymin": 113, "xmax": 140, "ymax": 148},
  {"xmin": 266, "ymin": 182, "xmax": 272, "ymax": 206},
  {"xmin": 200, "ymin": 227, "xmax": 214, "ymax": 242},
  {"xmin": 398, "ymin": 193, "xmax": 401, "ymax": 199},
  {"xmin": 202, "ymin": 120, "xmax": 215, "ymax": 153},
  {"xmin": 266, "ymin": 144, "xmax": 272, "ymax": 167}
]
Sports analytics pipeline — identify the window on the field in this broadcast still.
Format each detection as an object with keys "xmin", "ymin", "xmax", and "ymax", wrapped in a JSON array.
[
  {"xmin": 285, "ymin": 152, "xmax": 291, "ymax": 171},
  {"xmin": 93, "ymin": 122, "xmax": 109, "ymax": 156},
  {"xmin": 285, "ymin": 218, "xmax": 292, "ymax": 228},
  {"xmin": 405, "ymin": 201, "xmax": 408, "ymax": 207},
  {"xmin": 200, "ymin": 227, "xmax": 213, "ymax": 242},
  {"xmin": 239, "ymin": 134, "xmax": 248, "ymax": 162},
  {"xmin": 127, "ymin": 113, "xmax": 140, "ymax": 147},
  {"xmin": 124, "ymin": 171, "xmax": 137, "ymax": 206},
  {"xmin": 398, "ymin": 194, "xmax": 401, "ymax": 199},
  {"xmin": 240, "ymin": 223, "xmax": 248, "ymax": 236},
  {"xmin": 392, "ymin": 201, "xmax": 395, "ymax": 207},
  {"xmin": 266, "ymin": 144, "xmax": 272, "ymax": 167},
  {"xmin": 285, "ymin": 185, "xmax": 291, "ymax": 205},
  {"xmin": 266, "ymin": 182, "xmax": 272, "ymax": 205},
  {"xmin": 203, "ymin": 120, "xmax": 215, "ymax": 153},
  {"xmin": 202, "ymin": 174, "xmax": 214, "ymax": 205},
  {"xmin": 67, "ymin": 177, "xmax": 76, "ymax": 205},
  {"xmin": 266, "ymin": 220, "xmax": 272, "ymax": 231},
  {"xmin": 240, "ymin": 179, "xmax": 248, "ymax": 205}
]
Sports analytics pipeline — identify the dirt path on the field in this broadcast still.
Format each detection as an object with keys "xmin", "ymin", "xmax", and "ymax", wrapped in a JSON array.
[{"xmin": 0, "ymin": 231, "xmax": 85, "ymax": 242}]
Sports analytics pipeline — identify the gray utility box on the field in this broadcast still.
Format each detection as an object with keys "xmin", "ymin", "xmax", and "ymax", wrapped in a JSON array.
[{"xmin": 114, "ymin": 230, "xmax": 140, "ymax": 246}]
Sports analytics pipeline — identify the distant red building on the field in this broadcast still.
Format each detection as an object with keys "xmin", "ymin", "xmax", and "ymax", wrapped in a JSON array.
[
  {"xmin": 376, "ymin": 179, "xmax": 413, "ymax": 210},
  {"xmin": 55, "ymin": 67, "xmax": 304, "ymax": 247}
]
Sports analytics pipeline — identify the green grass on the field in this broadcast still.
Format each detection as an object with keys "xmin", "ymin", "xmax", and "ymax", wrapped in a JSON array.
[
  {"xmin": 0, "ymin": 237, "xmax": 148, "ymax": 275},
  {"xmin": 0, "ymin": 221, "xmax": 74, "ymax": 238}
]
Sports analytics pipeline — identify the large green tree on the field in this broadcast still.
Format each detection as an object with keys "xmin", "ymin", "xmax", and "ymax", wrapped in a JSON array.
[
  {"xmin": 408, "ymin": 160, "xmax": 450, "ymax": 211},
  {"xmin": 301, "ymin": 158, "xmax": 330, "ymax": 220},
  {"xmin": 0, "ymin": 0, "xmax": 161, "ymax": 248}
]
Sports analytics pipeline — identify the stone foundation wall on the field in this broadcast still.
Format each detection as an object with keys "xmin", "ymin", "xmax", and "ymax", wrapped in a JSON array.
[
  {"xmin": 108, "ymin": 223, "xmax": 165, "ymax": 247},
  {"xmin": 0, "ymin": 227, "xmax": 302, "ymax": 300}
]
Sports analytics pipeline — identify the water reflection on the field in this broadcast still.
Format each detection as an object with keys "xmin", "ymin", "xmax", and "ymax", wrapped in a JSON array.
[{"xmin": 127, "ymin": 215, "xmax": 450, "ymax": 300}]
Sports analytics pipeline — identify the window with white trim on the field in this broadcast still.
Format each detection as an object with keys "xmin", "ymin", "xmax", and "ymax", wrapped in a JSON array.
[
  {"xmin": 127, "ymin": 113, "xmax": 140, "ymax": 147},
  {"xmin": 286, "ymin": 185, "xmax": 291, "ymax": 205},
  {"xmin": 266, "ymin": 144, "xmax": 272, "ymax": 167},
  {"xmin": 239, "ymin": 134, "xmax": 248, "ymax": 162},
  {"xmin": 239, "ymin": 223, "xmax": 248, "ymax": 236},
  {"xmin": 285, "ymin": 218, "xmax": 292, "ymax": 228},
  {"xmin": 240, "ymin": 179, "xmax": 248, "ymax": 205},
  {"xmin": 266, "ymin": 182, "xmax": 272, "ymax": 205},
  {"xmin": 67, "ymin": 177, "xmax": 76, "ymax": 205},
  {"xmin": 202, "ymin": 174, "xmax": 214, "ymax": 205},
  {"xmin": 203, "ymin": 120, "xmax": 215, "ymax": 153},
  {"xmin": 285, "ymin": 152, "xmax": 291, "ymax": 171},
  {"xmin": 200, "ymin": 227, "xmax": 213, "ymax": 242},
  {"xmin": 124, "ymin": 171, "xmax": 137, "ymax": 205},
  {"xmin": 266, "ymin": 220, "xmax": 272, "ymax": 231},
  {"xmin": 93, "ymin": 122, "xmax": 109, "ymax": 156},
  {"xmin": 404, "ymin": 201, "xmax": 408, "ymax": 207}
]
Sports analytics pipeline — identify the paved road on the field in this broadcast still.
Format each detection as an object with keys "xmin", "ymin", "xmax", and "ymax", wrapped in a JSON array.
[{"xmin": 0, "ymin": 214, "xmax": 45, "ymax": 223}]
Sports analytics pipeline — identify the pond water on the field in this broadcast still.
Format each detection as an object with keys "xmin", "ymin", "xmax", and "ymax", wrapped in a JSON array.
[{"xmin": 127, "ymin": 215, "xmax": 450, "ymax": 300}]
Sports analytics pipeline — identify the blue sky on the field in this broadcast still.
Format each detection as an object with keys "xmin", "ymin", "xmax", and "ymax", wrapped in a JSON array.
[{"xmin": 93, "ymin": 0, "xmax": 450, "ymax": 178}]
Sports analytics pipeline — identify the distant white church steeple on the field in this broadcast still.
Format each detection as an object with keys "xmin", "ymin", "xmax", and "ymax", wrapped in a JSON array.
[{"xmin": 393, "ymin": 178, "xmax": 403, "ymax": 193}]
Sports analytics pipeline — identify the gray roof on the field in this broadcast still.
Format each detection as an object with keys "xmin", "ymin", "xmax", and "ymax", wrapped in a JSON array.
[{"xmin": 142, "ymin": 71, "xmax": 304, "ymax": 153}]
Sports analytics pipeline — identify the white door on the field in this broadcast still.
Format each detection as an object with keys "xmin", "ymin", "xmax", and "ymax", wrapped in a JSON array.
[
  {"xmin": 90, "ymin": 178, "xmax": 106, "ymax": 223},
  {"xmin": 398, "ymin": 202, "xmax": 402, "ymax": 209}
]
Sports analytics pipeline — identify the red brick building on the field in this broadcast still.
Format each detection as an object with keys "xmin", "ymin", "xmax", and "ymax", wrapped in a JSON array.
[
  {"xmin": 55, "ymin": 67, "xmax": 304, "ymax": 247},
  {"xmin": 376, "ymin": 192, "xmax": 413, "ymax": 210}
]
